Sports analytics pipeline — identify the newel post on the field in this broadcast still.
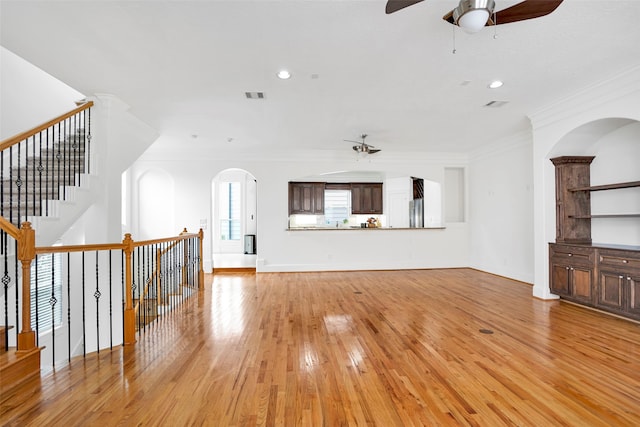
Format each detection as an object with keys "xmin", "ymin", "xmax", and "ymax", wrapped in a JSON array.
[
  {"xmin": 17, "ymin": 222, "xmax": 36, "ymax": 353},
  {"xmin": 123, "ymin": 233, "xmax": 136, "ymax": 345},
  {"xmin": 198, "ymin": 228, "xmax": 205, "ymax": 289}
]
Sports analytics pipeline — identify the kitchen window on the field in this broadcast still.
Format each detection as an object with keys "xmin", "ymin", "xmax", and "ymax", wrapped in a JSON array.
[{"xmin": 324, "ymin": 186, "xmax": 351, "ymax": 224}]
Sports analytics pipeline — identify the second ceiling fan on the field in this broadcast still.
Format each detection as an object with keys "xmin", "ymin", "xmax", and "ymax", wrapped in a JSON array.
[{"xmin": 386, "ymin": 0, "xmax": 564, "ymax": 33}]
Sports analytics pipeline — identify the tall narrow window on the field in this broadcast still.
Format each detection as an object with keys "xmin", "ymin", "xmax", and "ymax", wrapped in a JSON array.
[
  {"xmin": 31, "ymin": 253, "xmax": 62, "ymax": 333},
  {"xmin": 219, "ymin": 181, "xmax": 241, "ymax": 240}
]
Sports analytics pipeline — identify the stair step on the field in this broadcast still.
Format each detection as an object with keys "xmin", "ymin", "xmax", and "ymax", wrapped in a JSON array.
[
  {"xmin": 0, "ymin": 346, "xmax": 42, "ymax": 395},
  {"xmin": 2, "ymin": 176, "xmax": 82, "ymax": 187},
  {"xmin": 25, "ymin": 157, "xmax": 86, "ymax": 166},
  {"xmin": 2, "ymin": 185, "xmax": 74, "ymax": 199},
  {"xmin": 10, "ymin": 164, "xmax": 86, "ymax": 175}
]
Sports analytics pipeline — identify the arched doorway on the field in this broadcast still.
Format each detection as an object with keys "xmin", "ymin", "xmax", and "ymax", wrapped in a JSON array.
[{"xmin": 211, "ymin": 168, "xmax": 257, "ymax": 269}]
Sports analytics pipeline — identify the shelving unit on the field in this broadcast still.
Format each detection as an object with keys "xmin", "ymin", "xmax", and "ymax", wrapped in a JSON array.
[
  {"xmin": 569, "ymin": 180, "xmax": 640, "ymax": 192},
  {"xmin": 569, "ymin": 214, "xmax": 640, "ymax": 219},
  {"xmin": 549, "ymin": 156, "xmax": 640, "ymax": 321},
  {"xmin": 568, "ymin": 180, "xmax": 640, "ymax": 219}
]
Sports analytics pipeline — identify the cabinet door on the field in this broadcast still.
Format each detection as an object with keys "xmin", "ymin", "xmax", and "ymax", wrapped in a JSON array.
[
  {"xmin": 571, "ymin": 266, "xmax": 593, "ymax": 303},
  {"xmin": 598, "ymin": 271, "xmax": 625, "ymax": 311},
  {"xmin": 289, "ymin": 183, "xmax": 315, "ymax": 214},
  {"xmin": 312, "ymin": 183, "xmax": 324, "ymax": 214},
  {"xmin": 550, "ymin": 263, "xmax": 571, "ymax": 296},
  {"xmin": 351, "ymin": 184, "xmax": 363, "ymax": 214},
  {"xmin": 351, "ymin": 183, "xmax": 383, "ymax": 214},
  {"xmin": 625, "ymin": 274, "xmax": 640, "ymax": 318},
  {"xmin": 370, "ymin": 184, "xmax": 383, "ymax": 214}
]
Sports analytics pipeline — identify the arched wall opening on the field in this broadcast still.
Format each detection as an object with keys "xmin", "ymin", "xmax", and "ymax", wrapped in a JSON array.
[
  {"xmin": 211, "ymin": 168, "xmax": 258, "ymax": 269},
  {"xmin": 547, "ymin": 118, "xmax": 640, "ymax": 246}
]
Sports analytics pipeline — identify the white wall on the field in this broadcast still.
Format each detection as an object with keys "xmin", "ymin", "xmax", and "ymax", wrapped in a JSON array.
[
  {"xmin": 129, "ymin": 147, "xmax": 470, "ymax": 273},
  {"xmin": 0, "ymin": 46, "xmax": 83, "ymax": 139},
  {"xmin": 468, "ymin": 132, "xmax": 534, "ymax": 283},
  {"xmin": 530, "ymin": 64, "xmax": 640, "ymax": 299}
]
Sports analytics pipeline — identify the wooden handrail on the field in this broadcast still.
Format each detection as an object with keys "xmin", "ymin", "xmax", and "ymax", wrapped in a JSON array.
[
  {"xmin": 0, "ymin": 101, "xmax": 94, "ymax": 151},
  {"xmin": 33, "ymin": 233, "xmax": 198, "ymax": 255},
  {"xmin": 131, "ymin": 232, "xmax": 199, "ymax": 248},
  {"xmin": 0, "ymin": 216, "xmax": 21, "ymax": 240},
  {"xmin": 35, "ymin": 242, "xmax": 126, "ymax": 254}
]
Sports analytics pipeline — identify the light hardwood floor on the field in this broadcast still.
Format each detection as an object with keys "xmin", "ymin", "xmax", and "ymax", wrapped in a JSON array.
[{"xmin": 1, "ymin": 269, "xmax": 639, "ymax": 426}]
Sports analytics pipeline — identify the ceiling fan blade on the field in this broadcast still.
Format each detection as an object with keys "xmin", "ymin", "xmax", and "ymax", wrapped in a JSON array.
[
  {"xmin": 492, "ymin": 0, "xmax": 564, "ymax": 25},
  {"xmin": 386, "ymin": 0, "xmax": 425, "ymax": 14},
  {"xmin": 368, "ymin": 149, "xmax": 381, "ymax": 154},
  {"xmin": 443, "ymin": 10, "xmax": 455, "ymax": 24}
]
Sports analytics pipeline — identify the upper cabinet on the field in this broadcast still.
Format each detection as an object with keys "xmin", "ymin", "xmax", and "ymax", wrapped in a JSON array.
[
  {"xmin": 289, "ymin": 182, "xmax": 325, "ymax": 215},
  {"xmin": 288, "ymin": 181, "xmax": 384, "ymax": 216},
  {"xmin": 351, "ymin": 183, "xmax": 383, "ymax": 214},
  {"xmin": 550, "ymin": 156, "xmax": 595, "ymax": 244}
]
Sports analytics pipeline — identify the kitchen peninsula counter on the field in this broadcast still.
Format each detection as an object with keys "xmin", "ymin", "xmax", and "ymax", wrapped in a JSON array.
[{"xmin": 287, "ymin": 226, "xmax": 446, "ymax": 231}]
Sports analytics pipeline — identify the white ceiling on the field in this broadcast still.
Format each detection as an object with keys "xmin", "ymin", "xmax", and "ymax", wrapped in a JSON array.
[{"xmin": 1, "ymin": 0, "xmax": 640, "ymax": 156}]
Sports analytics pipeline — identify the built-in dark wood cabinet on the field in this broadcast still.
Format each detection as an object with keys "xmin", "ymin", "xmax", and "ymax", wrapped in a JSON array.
[
  {"xmin": 549, "ymin": 243, "xmax": 640, "ymax": 320},
  {"xmin": 550, "ymin": 156, "xmax": 594, "ymax": 244},
  {"xmin": 549, "ymin": 244, "xmax": 594, "ymax": 304},
  {"xmin": 597, "ymin": 248, "xmax": 640, "ymax": 318},
  {"xmin": 351, "ymin": 183, "xmax": 383, "ymax": 215},
  {"xmin": 288, "ymin": 182, "xmax": 324, "ymax": 215},
  {"xmin": 549, "ymin": 244, "xmax": 594, "ymax": 302},
  {"xmin": 549, "ymin": 156, "xmax": 640, "ymax": 321}
]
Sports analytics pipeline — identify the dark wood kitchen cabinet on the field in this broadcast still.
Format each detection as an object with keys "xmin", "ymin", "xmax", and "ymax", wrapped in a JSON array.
[
  {"xmin": 351, "ymin": 183, "xmax": 383, "ymax": 215},
  {"xmin": 288, "ymin": 182, "xmax": 324, "ymax": 215},
  {"xmin": 549, "ymin": 244, "xmax": 594, "ymax": 304}
]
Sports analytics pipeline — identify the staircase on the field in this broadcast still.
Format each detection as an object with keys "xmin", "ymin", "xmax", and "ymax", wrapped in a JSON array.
[{"xmin": 0, "ymin": 103, "xmax": 93, "ymax": 394}]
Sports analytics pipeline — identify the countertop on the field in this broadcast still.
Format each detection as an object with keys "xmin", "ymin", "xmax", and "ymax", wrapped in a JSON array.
[{"xmin": 287, "ymin": 226, "xmax": 446, "ymax": 231}]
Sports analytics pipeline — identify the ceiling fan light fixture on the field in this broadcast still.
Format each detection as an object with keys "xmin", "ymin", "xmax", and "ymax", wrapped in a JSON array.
[
  {"xmin": 488, "ymin": 80, "xmax": 503, "ymax": 89},
  {"xmin": 453, "ymin": 0, "xmax": 495, "ymax": 33}
]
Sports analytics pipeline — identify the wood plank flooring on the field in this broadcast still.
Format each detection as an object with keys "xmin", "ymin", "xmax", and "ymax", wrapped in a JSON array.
[{"xmin": 1, "ymin": 269, "xmax": 640, "ymax": 426}]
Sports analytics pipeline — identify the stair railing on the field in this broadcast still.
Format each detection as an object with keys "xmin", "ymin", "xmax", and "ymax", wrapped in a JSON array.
[
  {"xmin": 0, "ymin": 219, "xmax": 204, "ymax": 366},
  {"xmin": 0, "ymin": 101, "xmax": 93, "ymax": 226}
]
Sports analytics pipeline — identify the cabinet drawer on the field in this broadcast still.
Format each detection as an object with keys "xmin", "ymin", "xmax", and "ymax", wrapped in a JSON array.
[
  {"xmin": 550, "ymin": 244, "xmax": 595, "ymax": 265},
  {"xmin": 598, "ymin": 249, "xmax": 640, "ymax": 270}
]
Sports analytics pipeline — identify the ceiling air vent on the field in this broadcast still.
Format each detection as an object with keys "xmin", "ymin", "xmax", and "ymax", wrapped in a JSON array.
[
  {"xmin": 484, "ymin": 100, "xmax": 509, "ymax": 108},
  {"xmin": 245, "ymin": 92, "xmax": 265, "ymax": 99}
]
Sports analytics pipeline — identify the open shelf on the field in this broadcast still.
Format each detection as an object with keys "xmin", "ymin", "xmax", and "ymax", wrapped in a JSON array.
[
  {"xmin": 569, "ymin": 214, "xmax": 640, "ymax": 219},
  {"xmin": 569, "ymin": 181, "xmax": 640, "ymax": 192}
]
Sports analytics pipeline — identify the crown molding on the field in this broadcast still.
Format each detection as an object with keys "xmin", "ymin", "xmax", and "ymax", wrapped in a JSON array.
[
  {"xmin": 529, "ymin": 63, "xmax": 640, "ymax": 130},
  {"xmin": 468, "ymin": 129, "xmax": 532, "ymax": 162}
]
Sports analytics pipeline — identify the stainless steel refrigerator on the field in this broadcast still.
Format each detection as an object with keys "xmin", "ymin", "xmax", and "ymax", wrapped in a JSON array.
[{"xmin": 409, "ymin": 198, "xmax": 424, "ymax": 228}]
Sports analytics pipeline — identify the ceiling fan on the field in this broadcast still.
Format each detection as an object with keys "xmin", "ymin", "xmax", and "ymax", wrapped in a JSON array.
[
  {"xmin": 385, "ymin": 0, "xmax": 564, "ymax": 33},
  {"xmin": 344, "ymin": 134, "xmax": 381, "ymax": 155}
]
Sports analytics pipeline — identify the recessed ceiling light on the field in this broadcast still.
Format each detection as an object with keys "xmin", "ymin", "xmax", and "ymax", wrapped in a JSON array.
[
  {"xmin": 488, "ymin": 80, "xmax": 503, "ymax": 89},
  {"xmin": 277, "ymin": 70, "xmax": 291, "ymax": 80}
]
